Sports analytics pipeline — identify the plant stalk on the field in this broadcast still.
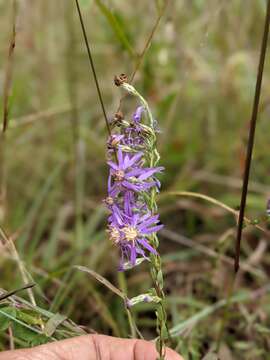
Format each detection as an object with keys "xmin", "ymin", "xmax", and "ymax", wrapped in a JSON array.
[{"xmin": 235, "ymin": 0, "xmax": 270, "ymax": 273}]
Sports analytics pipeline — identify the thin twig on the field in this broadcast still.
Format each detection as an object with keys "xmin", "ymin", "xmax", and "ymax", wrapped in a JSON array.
[
  {"xmin": 74, "ymin": 0, "xmax": 111, "ymax": 137},
  {"xmin": 0, "ymin": 283, "xmax": 35, "ymax": 302},
  {"xmin": 130, "ymin": 2, "xmax": 168, "ymax": 83},
  {"xmin": 235, "ymin": 0, "xmax": 270, "ymax": 273},
  {"xmin": 116, "ymin": 1, "xmax": 168, "ymax": 112}
]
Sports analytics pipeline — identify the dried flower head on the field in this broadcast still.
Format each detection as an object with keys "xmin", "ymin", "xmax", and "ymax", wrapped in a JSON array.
[{"xmin": 114, "ymin": 73, "xmax": 128, "ymax": 86}]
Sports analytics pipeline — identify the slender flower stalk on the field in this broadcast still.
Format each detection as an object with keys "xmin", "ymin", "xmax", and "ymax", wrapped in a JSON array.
[
  {"xmin": 235, "ymin": 0, "xmax": 270, "ymax": 273},
  {"xmin": 104, "ymin": 79, "xmax": 169, "ymax": 359}
]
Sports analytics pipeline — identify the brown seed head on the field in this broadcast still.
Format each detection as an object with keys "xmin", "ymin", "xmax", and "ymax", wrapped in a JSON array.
[
  {"xmin": 114, "ymin": 73, "xmax": 128, "ymax": 86},
  {"xmin": 114, "ymin": 111, "xmax": 124, "ymax": 122}
]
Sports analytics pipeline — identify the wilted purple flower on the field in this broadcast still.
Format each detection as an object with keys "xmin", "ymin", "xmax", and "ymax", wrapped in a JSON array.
[
  {"xmin": 122, "ymin": 129, "xmax": 144, "ymax": 147},
  {"xmin": 107, "ymin": 134, "xmax": 125, "ymax": 150}
]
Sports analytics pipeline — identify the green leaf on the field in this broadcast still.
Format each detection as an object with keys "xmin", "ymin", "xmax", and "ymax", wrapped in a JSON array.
[
  {"xmin": 94, "ymin": 0, "xmax": 135, "ymax": 57},
  {"xmin": 17, "ymin": 309, "xmax": 43, "ymax": 326},
  {"xmin": 13, "ymin": 324, "xmax": 49, "ymax": 346},
  {"xmin": 0, "ymin": 308, "xmax": 44, "ymax": 336},
  {"xmin": 44, "ymin": 313, "xmax": 67, "ymax": 337},
  {"xmin": 157, "ymin": 270, "xmax": 164, "ymax": 289},
  {"xmin": 13, "ymin": 323, "xmax": 38, "ymax": 343},
  {"xmin": 0, "ymin": 307, "xmax": 16, "ymax": 331},
  {"xmin": 128, "ymin": 293, "xmax": 161, "ymax": 307}
]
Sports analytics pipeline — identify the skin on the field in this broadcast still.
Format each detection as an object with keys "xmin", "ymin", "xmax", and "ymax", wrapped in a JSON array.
[{"xmin": 0, "ymin": 335, "xmax": 183, "ymax": 360}]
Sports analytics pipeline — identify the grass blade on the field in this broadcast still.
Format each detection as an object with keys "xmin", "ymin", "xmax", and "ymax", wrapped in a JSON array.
[{"xmin": 74, "ymin": 265, "xmax": 126, "ymax": 299}]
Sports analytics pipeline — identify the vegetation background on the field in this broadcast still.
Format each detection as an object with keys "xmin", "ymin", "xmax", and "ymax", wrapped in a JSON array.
[{"xmin": 0, "ymin": 0, "xmax": 270, "ymax": 359}]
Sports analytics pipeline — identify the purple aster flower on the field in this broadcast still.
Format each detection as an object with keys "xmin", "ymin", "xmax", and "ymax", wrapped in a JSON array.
[
  {"xmin": 105, "ymin": 98, "xmax": 164, "ymax": 271},
  {"xmin": 108, "ymin": 149, "xmax": 163, "ymax": 196},
  {"xmin": 108, "ymin": 212, "xmax": 163, "ymax": 267}
]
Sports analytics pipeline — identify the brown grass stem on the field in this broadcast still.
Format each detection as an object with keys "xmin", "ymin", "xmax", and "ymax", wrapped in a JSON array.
[{"xmin": 235, "ymin": 0, "xmax": 270, "ymax": 273}]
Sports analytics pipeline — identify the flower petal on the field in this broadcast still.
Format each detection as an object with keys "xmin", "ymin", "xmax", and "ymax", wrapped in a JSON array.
[
  {"xmin": 122, "ymin": 180, "xmax": 140, "ymax": 191},
  {"xmin": 125, "ymin": 152, "xmax": 143, "ymax": 168},
  {"xmin": 141, "ymin": 224, "xmax": 164, "ymax": 234},
  {"xmin": 133, "ymin": 106, "xmax": 144, "ymax": 122},
  {"xmin": 138, "ymin": 167, "xmax": 164, "ymax": 181},
  {"xmin": 130, "ymin": 245, "xmax": 137, "ymax": 265},
  {"xmin": 125, "ymin": 168, "xmax": 145, "ymax": 177},
  {"xmin": 108, "ymin": 161, "xmax": 119, "ymax": 171},
  {"xmin": 137, "ymin": 215, "xmax": 160, "ymax": 230},
  {"xmin": 117, "ymin": 148, "xmax": 123, "ymax": 167},
  {"xmin": 137, "ymin": 238, "xmax": 157, "ymax": 255}
]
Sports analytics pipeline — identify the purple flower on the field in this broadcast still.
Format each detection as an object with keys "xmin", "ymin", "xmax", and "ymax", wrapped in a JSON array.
[
  {"xmin": 108, "ymin": 212, "xmax": 163, "ymax": 267},
  {"xmin": 133, "ymin": 106, "xmax": 144, "ymax": 123},
  {"xmin": 105, "ymin": 103, "xmax": 164, "ymax": 271},
  {"xmin": 108, "ymin": 149, "xmax": 163, "ymax": 196}
]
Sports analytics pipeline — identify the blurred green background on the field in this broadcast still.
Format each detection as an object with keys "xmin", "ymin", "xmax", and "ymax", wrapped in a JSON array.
[{"xmin": 0, "ymin": 0, "xmax": 270, "ymax": 358}]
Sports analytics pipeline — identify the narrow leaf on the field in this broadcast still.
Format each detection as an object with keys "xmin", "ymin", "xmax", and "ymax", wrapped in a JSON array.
[
  {"xmin": 0, "ymin": 307, "xmax": 16, "ymax": 331},
  {"xmin": 44, "ymin": 313, "xmax": 67, "ymax": 337},
  {"xmin": 74, "ymin": 265, "xmax": 126, "ymax": 299}
]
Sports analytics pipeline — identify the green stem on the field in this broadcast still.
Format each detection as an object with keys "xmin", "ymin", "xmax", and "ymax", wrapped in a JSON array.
[{"xmin": 121, "ymin": 83, "xmax": 169, "ymax": 359}]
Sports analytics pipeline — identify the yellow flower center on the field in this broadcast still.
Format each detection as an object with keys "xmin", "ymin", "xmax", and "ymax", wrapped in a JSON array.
[
  {"xmin": 122, "ymin": 226, "xmax": 138, "ymax": 242},
  {"xmin": 107, "ymin": 226, "xmax": 120, "ymax": 244}
]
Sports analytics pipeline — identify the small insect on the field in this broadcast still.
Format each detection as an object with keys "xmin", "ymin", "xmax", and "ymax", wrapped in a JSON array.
[{"xmin": 266, "ymin": 199, "xmax": 270, "ymax": 216}]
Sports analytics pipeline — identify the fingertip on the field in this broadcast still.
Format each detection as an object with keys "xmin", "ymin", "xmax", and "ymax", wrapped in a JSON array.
[
  {"xmin": 132, "ymin": 338, "xmax": 183, "ymax": 360},
  {"xmin": 165, "ymin": 346, "xmax": 184, "ymax": 360}
]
